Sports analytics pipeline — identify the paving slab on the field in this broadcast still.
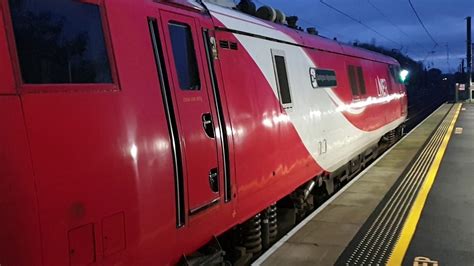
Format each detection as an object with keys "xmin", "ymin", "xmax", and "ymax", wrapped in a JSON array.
[
  {"xmin": 313, "ymin": 204, "xmax": 376, "ymax": 225},
  {"xmin": 334, "ymin": 191, "xmax": 385, "ymax": 208},
  {"xmin": 288, "ymin": 220, "xmax": 360, "ymax": 246}
]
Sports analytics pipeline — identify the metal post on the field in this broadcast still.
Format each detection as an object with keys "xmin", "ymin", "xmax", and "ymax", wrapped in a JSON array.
[
  {"xmin": 455, "ymin": 83, "xmax": 459, "ymax": 102},
  {"xmin": 466, "ymin": 17, "xmax": 472, "ymax": 96}
]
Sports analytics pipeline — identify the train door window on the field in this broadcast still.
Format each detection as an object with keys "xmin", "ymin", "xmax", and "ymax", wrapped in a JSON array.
[
  {"xmin": 7, "ymin": 0, "xmax": 113, "ymax": 84},
  {"xmin": 168, "ymin": 22, "xmax": 200, "ymax": 90},
  {"xmin": 271, "ymin": 50, "xmax": 292, "ymax": 108}
]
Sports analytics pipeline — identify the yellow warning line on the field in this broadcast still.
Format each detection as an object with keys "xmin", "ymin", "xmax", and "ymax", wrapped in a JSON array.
[{"xmin": 387, "ymin": 103, "xmax": 462, "ymax": 265}]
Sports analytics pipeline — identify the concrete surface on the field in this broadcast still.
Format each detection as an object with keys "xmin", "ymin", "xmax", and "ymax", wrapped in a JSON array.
[
  {"xmin": 404, "ymin": 104, "xmax": 474, "ymax": 266},
  {"xmin": 261, "ymin": 104, "xmax": 452, "ymax": 266}
]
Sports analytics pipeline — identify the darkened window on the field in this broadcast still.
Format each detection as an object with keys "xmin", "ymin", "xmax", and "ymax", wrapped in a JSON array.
[
  {"xmin": 347, "ymin": 65, "xmax": 358, "ymax": 96},
  {"xmin": 389, "ymin": 65, "xmax": 403, "ymax": 84},
  {"xmin": 169, "ymin": 22, "xmax": 200, "ymax": 90},
  {"xmin": 347, "ymin": 65, "xmax": 367, "ymax": 97},
  {"xmin": 356, "ymin": 67, "xmax": 366, "ymax": 94},
  {"xmin": 274, "ymin": 55, "xmax": 292, "ymax": 105},
  {"xmin": 8, "ymin": 0, "xmax": 113, "ymax": 84}
]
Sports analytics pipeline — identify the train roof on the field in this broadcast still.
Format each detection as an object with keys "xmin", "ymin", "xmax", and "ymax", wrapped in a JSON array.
[{"xmin": 204, "ymin": 2, "xmax": 399, "ymax": 66}]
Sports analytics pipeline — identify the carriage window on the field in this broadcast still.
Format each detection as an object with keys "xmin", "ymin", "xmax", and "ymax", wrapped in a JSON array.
[
  {"xmin": 347, "ymin": 65, "xmax": 367, "ymax": 97},
  {"xmin": 273, "ymin": 54, "xmax": 292, "ymax": 105},
  {"xmin": 356, "ymin": 67, "xmax": 366, "ymax": 94},
  {"xmin": 169, "ymin": 22, "xmax": 200, "ymax": 90},
  {"xmin": 347, "ymin": 65, "xmax": 358, "ymax": 96},
  {"xmin": 8, "ymin": 0, "xmax": 113, "ymax": 84}
]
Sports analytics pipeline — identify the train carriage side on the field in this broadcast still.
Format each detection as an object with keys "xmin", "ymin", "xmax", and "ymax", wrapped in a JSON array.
[
  {"xmin": 0, "ymin": 0, "xmax": 407, "ymax": 265},
  {"xmin": 208, "ymin": 2, "xmax": 406, "ymax": 175},
  {"xmin": 0, "ymin": 0, "xmax": 239, "ymax": 265}
]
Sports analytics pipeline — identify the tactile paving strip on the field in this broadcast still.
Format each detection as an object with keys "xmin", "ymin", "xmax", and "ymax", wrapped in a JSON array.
[{"xmin": 335, "ymin": 105, "xmax": 458, "ymax": 266}]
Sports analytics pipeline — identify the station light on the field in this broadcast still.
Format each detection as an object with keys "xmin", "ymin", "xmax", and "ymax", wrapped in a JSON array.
[{"xmin": 400, "ymin": 69, "xmax": 409, "ymax": 82}]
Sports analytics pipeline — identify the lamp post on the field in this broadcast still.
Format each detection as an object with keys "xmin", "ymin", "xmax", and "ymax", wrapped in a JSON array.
[{"xmin": 466, "ymin": 17, "xmax": 472, "ymax": 101}]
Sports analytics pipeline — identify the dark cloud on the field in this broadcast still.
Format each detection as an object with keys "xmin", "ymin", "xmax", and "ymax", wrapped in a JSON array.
[{"xmin": 259, "ymin": 0, "xmax": 474, "ymax": 72}]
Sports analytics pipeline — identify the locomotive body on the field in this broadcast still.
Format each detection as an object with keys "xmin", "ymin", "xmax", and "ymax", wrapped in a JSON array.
[{"xmin": 0, "ymin": 0, "xmax": 406, "ymax": 265}]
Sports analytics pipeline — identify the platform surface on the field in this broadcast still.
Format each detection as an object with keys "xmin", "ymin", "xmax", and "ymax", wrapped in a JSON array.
[
  {"xmin": 258, "ymin": 104, "xmax": 454, "ymax": 266},
  {"xmin": 403, "ymin": 104, "xmax": 474, "ymax": 265}
]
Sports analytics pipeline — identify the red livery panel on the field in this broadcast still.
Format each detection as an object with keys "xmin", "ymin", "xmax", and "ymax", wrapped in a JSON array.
[{"xmin": 0, "ymin": 0, "xmax": 406, "ymax": 265}]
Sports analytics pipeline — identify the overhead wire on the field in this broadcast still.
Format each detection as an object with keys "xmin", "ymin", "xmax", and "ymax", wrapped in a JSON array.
[
  {"xmin": 249, "ymin": 0, "xmax": 445, "ymax": 71},
  {"xmin": 318, "ymin": 0, "xmax": 444, "ymax": 70},
  {"xmin": 407, "ymin": 0, "xmax": 438, "ymax": 46},
  {"xmin": 319, "ymin": 0, "xmax": 403, "ymax": 48},
  {"xmin": 255, "ymin": 0, "xmax": 406, "ymax": 49},
  {"xmin": 365, "ymin": 0, "xmax": 441, "ymax": 70},
  {"xmin": 421, "ymin": 43, "xmax": 439, "ymax": 69},
  {"xmin": 366, "ymin": 0, "xmax": 426, "ymax": 52},
  {"xmin": 367, "ymin": 0, "xmax": 410, "ymax": 38}
]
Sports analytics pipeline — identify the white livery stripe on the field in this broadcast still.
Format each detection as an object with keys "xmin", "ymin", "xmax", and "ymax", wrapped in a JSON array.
[{"xmin": 208, "ymin": 3, "xmax": 405, "ymax": 171}]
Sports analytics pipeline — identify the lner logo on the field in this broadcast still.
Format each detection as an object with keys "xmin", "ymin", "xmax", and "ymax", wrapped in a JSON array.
[{"xmin": 376, "ymin": 76, "xmax": 388, "ymax": 96}]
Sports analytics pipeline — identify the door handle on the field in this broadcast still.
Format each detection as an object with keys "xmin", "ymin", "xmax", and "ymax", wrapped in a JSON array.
[
  {"xmin": 202, "ymin": 113, "xmax": 215, "ymax": 138},
  {"xmin": 209, "ymin": 168, "xmax": 219, "ymax": 193}
]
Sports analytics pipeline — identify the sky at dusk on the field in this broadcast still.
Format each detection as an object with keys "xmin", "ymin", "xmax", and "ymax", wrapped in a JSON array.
[{"xmin": 256, "ymin": 0, "xmax": 473, "ymax": 73}]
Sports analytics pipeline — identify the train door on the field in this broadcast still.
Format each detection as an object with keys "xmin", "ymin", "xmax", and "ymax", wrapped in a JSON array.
[{"xmin": 152, "ymin": 11, "xmax": 222, "ymax": 220}]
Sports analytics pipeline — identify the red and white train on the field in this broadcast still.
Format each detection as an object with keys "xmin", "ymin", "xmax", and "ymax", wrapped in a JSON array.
[{"xmin": 0, "ymin": 0, "xmax": 407, "ymax": 265}]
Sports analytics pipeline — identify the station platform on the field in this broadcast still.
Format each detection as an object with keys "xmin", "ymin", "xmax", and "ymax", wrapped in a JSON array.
[{"xmin": 254, "ymin": 103, "xmax": 474, "ymax": 265}]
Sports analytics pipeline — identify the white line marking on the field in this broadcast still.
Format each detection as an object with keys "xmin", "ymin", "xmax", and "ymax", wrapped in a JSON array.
[{"xmin": 252, "ymin": 104, "xmax": 447, "ymax": 265}]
